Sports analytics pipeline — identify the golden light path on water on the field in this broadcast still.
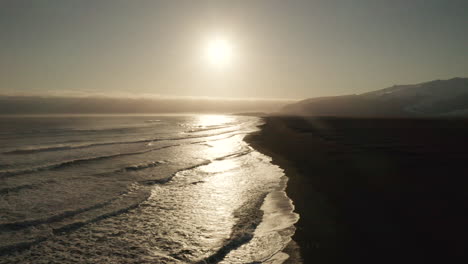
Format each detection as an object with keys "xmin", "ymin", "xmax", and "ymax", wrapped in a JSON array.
[
  {"xmin": 193, "ymin": 114, "xmax": 235, "ymax": 128},
  {"xmin": 149, "ymin": 114, "xmax": 299, "ymax": 263},
  {"xmin": 1, "ymin": 114, "xmax": 299, "ymax": 264}
]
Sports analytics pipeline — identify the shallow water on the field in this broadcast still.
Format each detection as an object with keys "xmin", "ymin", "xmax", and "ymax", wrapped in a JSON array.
[{"xmin": 0, "ymin": 114, "xmax": 299, "ymax": 263}]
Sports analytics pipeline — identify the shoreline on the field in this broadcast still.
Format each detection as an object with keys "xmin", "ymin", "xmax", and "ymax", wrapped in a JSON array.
[
  {"xmin": 245, "ymin": 118, "xmax": 344, "ymax": 263},
  {"xmin": 246, "ymin": 116, "xmax": 468, "ymax": 263}
]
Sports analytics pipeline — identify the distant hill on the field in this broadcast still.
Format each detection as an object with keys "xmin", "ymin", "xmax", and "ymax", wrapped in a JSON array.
[{"xmin": 282, "ymin": 77, "xmax": 468, "ymax": 117}]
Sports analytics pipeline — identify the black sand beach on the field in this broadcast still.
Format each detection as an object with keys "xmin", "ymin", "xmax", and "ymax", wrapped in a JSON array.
[{"xmin": 246, "ymin": 116, "xmax": 468, "ymax": 263}]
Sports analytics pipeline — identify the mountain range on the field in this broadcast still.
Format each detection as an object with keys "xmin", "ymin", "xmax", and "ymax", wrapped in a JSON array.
[{"xmin": 282, "ymin": 77, "xmax": 468, "ymax": 117}]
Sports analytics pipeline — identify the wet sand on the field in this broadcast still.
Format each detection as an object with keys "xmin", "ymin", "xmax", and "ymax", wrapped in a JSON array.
[{"xmin": 246, "ymin": 116, "xmax": 468, "ymax": 263}]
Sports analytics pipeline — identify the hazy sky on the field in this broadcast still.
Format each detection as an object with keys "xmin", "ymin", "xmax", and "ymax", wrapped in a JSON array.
[{"xmin": 1, "ymin": 0, "xmax": 467, "ymax": 99}]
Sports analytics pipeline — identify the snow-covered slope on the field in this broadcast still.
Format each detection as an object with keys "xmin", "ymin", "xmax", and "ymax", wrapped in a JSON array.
[{"xmin": 283, "ymin": 78, "xmax": 468, "ymax": 117}]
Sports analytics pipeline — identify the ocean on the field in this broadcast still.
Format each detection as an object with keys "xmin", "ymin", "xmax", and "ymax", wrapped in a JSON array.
[{"xmin": 0, "ymin": 114, "xmax": 298, "ymax": 263}]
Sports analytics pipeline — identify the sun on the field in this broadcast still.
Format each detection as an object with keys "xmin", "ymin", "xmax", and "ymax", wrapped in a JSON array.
[{"xmin": 204, "ymin": 37, "xmax": 234, "ymax": 67}]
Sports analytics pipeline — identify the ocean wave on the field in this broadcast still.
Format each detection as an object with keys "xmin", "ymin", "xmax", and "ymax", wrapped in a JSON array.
[
  {"xmin": 144, "ymin": 119, "xmax": 161, "ymax": 123},
  {"xmin": 184, "ymin": 124, "xmax": 234, "ymax": 133},
  {"xmin": 0, "ymin": 155, "xmax": 126, "ymax": 178},
  {"xmin": 67, "ymin": 127, "xmax": 142, "ymax": 133},
  {"xmin": 0, "ymin": 190, "xmax": 149, "ymax": 256},
  {"xmin": 0, "ymin": 184, "xmax": 36, "ymax": 195},
  {"xmin": 0, "ymin": 134, "xmax": 248, "ymax": 178},
  {"xmin": 195, "ymin": 194, "xmax": 268, "ymax": 264},
  {"xmin": 122, "ymin": 161, "xmax": 164, "ymax": 171},
  {"xmin": 137, "ymin": 149, "xmax": 252, "ymax": 187},
  {"xmin": 214, "ymin": 149, "xmax": 253, "ymax": 161},
  {"xmin": 0, "ymin": 199, "xmax": 116, "ymax": 232},
  {"xmin": 0, "ymin": 127, "xmax": 141, "ymax": 141},
  {"xmin": 138, "ymin": 160, "xmax": 211, "ymax": 186},
  {"xmin": 3, "ymin": 129, "xmax": 239, "ymax": 155},
  {"xmin": 2, "ymin": 140, "xmax": 148, "ymax": 155},
  {"xmin": 0, "ymin": 145, "xmax": 178, "ymax": 178},
  {"xmin": 4, "ymin": 145, "xmax": 86, "ymax": 154},
  {"xmin": 51, "ymin": 200, "xmax": 143, "ymax": 235},
  {"xmin": 97, "ymin": 160, "xmax": 166, "ymax": 175},
  {"xmin": 0, "ymin": 180, "xmax": 55, "ymax": 195},
  {"xmin": 0, "ymin": 237, "xmax": 48, "ymax": 257}
]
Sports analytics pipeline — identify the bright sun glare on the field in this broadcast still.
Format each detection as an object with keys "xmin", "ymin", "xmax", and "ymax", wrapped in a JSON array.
[{"xmin": 204, "ymin": 37, "xmax": 234, "ymax": 67}]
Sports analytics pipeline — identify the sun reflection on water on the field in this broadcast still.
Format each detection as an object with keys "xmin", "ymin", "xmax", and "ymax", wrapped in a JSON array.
[
  {"xmin": 145, "ymin": 115, "xmax": 296, "ymax": 262},
  {"xmin": 0, "ymin": 115, "xmax": 298, "ymax": 263},
  {"xmin": 201, "ymin": 159, "xmax": 239, "ymax": 173},
  {"xmin": 194, "ymin": 114, "xmax": 235, "ymax": 128},
  {"xmin": 142, "ymin": 115, "xmax": 298, "ymax": 262}
]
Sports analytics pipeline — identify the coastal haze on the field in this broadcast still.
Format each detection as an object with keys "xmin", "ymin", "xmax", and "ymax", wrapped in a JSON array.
[
  {"xmin": 1, "ymin": 1, "xmax": 468, "ymax": 264},
  {"xmin": 1, "ymin": 0, "xmax": 467, "ymax": 100}
]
